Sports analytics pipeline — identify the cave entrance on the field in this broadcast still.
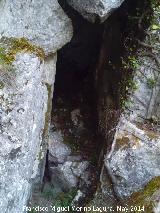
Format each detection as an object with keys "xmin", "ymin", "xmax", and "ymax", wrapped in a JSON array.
[
  {"xmin": 52, "ymin": 5, "xmax": 103, "ymax": 165},
  {"xmin": 48, "ymin": 5, "xmax": 104, "ymax": 202},
  {"xmin": 31, "ymin": 0, "xmax": 153, "ymax": 209}
]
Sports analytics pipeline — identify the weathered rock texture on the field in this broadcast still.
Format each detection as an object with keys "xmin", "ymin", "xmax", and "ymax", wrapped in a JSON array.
[
  {"xmin": 105, "ymin": 29, "xmax": 160, "ymax": 198},
  {"xmin": 85, "ymin": 3, "xmax": 160, "ymax": 212},
  {"xmin": 103, "ymin": 5, "xmax": 160, "ymax": 210},
  {"xmin": 0, "ymin": 1, "xmax": 73, "ymax": 213},
  {"xmin": 67, "ymin": 0, "xmax": 125, "ymax": 22},
  {"xmin": 0, "ymin": 53, "xmax": 56, "ymax": 213},
  {"xmin": 0, "ymin": 0, "xmax": 73, "ymax": 54},
  {"xmin": 48, "ymin": 129, "xmax": 91, "ymax": 191}
]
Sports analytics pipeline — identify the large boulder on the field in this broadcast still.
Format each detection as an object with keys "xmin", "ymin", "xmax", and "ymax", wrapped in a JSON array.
[
  {"xmin": 67, "ymin": 0, "xmax": 125, "ymax": 22},
  {"xmin": 49, "ymin": 130, "xmax": 71, "ymax": 164},
  {"xmin": 0, "ymin": 0, "xmax": 73, "ymax": 55},
  {"xmin": 103, "ymin": 6, "xmax": 160, "ymax": 211},
  {"xmin": 0, "ymin": 52, "xmax": 57, "ymax": 213},
  {"xmin": 106, "ymin": 116, "xmax": 160, "ymax": 198}
]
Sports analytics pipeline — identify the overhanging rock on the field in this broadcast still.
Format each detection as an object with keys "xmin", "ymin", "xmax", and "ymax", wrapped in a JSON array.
[{"xmin": 67, "ymin": 0, "xmax": 125, "ymax": 22}]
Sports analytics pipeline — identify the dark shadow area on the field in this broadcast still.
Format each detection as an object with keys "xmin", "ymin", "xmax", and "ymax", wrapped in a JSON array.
[{"xmin": 53, "ymin": 2, "xmax": 104, "ymax": 164}]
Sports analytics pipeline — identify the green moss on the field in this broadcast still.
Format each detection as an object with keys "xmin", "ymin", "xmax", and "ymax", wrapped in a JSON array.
[
  {"xmin": 126, "ymin": 176, "xmax": 160, "ymax": 212},
  {"xmin": 0, "ymin": 37, "xmax": 45, "ymax": 65}
]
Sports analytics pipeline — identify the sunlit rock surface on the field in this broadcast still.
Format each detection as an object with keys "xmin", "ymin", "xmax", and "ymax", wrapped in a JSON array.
[{"xmin": 49, "ymin": 130, "xmax": 71, "ymax": 164}]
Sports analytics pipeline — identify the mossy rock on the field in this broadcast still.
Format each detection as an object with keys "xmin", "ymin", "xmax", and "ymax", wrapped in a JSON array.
[
  {"xmin": 126, "ymin": 176, "xmax": 160, "ymax": 212},
  {"xmin": 0, "ymin": 37, "xmax": 45, "ymax": 65}
]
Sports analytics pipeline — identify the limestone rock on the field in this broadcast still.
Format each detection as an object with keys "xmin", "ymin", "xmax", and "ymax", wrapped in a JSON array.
[
  {"xmin": 0, "ymin": 0, "xmax": 73, "ymax": 55},
  {"xmin": 104, "ymin": 9, "xmax": 160, "ymax": 202},
  {"xmin": 129, "ymin": 54, "xmax": 160, "ymax": 122},
  {"xmin": 49, "ymin": 130, "xmax": 71, "ymax": 164},
  {"xmin": 0, "ymin": 53, "xmax": 57, "ymax": 213},
  {"xmin": 105, "ymin": 116, "xmax": 160, "ymax": 198},
  {"xmin": 67, "ymin": 0, "xmax": 125, "ymax": 22},
  {"xmin": 60, "ymin": 161, "xmax": 90, "ymax": 187}
]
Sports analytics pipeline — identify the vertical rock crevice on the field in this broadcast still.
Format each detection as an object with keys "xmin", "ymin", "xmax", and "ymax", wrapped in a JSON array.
[{"xmin": 41, "ymin": 0, "xmax": 158, "ymax": 210}]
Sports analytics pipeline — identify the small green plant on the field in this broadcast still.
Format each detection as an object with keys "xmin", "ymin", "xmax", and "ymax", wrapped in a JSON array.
[
  {"xmin": 54, "ymin": 188, "xmax": 77, "ymax": 209},
  {"xmin": 128, "ymin": 56, "xmax": 139, "ymax": 69},
  {"xmin": 147, "ymin": 78, "xmax": 156, "ymax": 88},
  {"xmin": 121, "ymin": 98, "xmax": 134, "ymax": 110},
  {"xmin": 122, "ymin": 56, "xmax": 139, "ymax": 70},
  {"xmin": 126, "ymin": 80, "xmax": 138, "ymax": 92}
]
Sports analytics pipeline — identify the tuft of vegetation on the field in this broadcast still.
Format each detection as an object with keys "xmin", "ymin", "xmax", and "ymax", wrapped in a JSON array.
[{"xmin": 122, "ymin": 56, "xmax": 140, "ymax": 70}]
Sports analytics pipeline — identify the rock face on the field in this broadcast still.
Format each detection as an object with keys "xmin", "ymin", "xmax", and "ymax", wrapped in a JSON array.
[
  {"xmin": 0, "ymin": 53, "xmax": 56, "ymax": 213},
  {"xmin": 48, "ymin": 129, "xmax": 91, "ymax": 191},
  {"xmin": 105, "ymin": 33, "xmax": 160, "ymax": 200},
  {"xmin": 49, "ymin": 130, "xmax": 71, "ymax": 164},
  {"xmin": 106, "ymin": 116, "xmax": 160, "ymax": 198},
  {"xmin": 103, "ymin": 5, "xmax": 160, "ymax": 209},
  {"xmin": 83, "ymin": 3, "xmax": 160, "ymax": 212},
  {"xmin": 0, "ymin": 0, "xmax": 73, "ymax": 54},
  {"xmin": 0, "ymin": 1, "xmax": 73, "ymax": 213},
  {"xmin": 67, "ymin": 0, "xmax": 125, "ymax": 22}
]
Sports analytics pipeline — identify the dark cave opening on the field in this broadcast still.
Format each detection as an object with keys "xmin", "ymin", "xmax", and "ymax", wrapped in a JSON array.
[
  {"xmin": 52, "ymin": 4, "xmax": 103, "ymax": 164},
  {"xmin": 49, "ymin": 5, "xmax": 104, "ymax": 203},
  {"xmin": 39, "ymin": 0, "xmax": 154, "ymax": 207}
]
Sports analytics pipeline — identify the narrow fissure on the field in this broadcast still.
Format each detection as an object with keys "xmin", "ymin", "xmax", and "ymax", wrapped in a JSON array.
[
  {"xmin": 31, "ymin": 0, "xmax": 154, "ymax": 210},
  {"xmin": 49, "ymin": 3, "xmax": 103, "ymax": 203}
]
